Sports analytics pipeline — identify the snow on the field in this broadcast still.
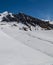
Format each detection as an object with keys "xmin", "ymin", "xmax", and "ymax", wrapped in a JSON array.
[
  {"xmin": 0, "ymin": 22, "xmax": 53, "ymax": 56},
  {"xmin": 49, "ymin": 21, "xmax": 53, "ymax": 24},
  {"xmin": 0, "ymin": 11, "xmax": 9, "ymax": 21},
  {"xmin": 9, "ymin": 13, "xmax": 14, "ymax": 18},
  {"xmin": 0, "ymin": 22, "xmax": 53, "ymax": 65},
  {"xmin": 0, "ymin": 11, "xmax": 14, "ymax": 22},
  {"xmin": 0, "ymin": 29, "xmax": 53, "ymax": 65},
  {"xmin": 2, "ymin": 11, "xmax": 9, "ymax": 15},
  {"xmin": 42, "ymin": 19, "xmax": 50, "ymax": 22}
]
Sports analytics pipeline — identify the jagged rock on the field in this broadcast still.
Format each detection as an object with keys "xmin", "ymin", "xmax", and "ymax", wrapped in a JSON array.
[
  {"xmin": 22, "ymin": 27, "xmax": 28, "ymax": 31},
  {"xmin": 16, "ymin": 13, "xmax": 53, "ymax": 30}
]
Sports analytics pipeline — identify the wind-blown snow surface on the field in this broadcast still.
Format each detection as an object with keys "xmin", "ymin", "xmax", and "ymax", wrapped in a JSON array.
[
  {"xmin": 0, "ymin": 22, "xmax": 53, "ymax": 65},
  {"xmin": 0, "ymin": 28, "xmax": 53, "ymax": 65}
]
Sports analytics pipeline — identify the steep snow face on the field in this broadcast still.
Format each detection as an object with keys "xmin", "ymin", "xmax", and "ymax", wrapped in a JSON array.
[
  {"xmin": 0, "ymin": 29, "xmax": 53, "ymax": 65},
  {"xmin": 0, "ymin": 22, "xmax": 53, "ymax": 57}
]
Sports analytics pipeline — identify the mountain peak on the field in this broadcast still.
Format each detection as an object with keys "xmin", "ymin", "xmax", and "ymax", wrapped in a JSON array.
[
  {"xmin": 2, "ymin": 11, "xmax": 9, "ymax": 15},
  {"xmin": 0, "ymin": 11, "xmax": 53, "ymax": 30}
]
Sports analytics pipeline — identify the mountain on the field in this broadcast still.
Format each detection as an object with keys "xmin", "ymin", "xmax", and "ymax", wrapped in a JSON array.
[
  {"xmin": 0, "ymin": 11, "xmax": 53, "ymax": 30},
  {"xmin": 0, "ymin": 11, "xmax": 53, "ymax": 65}
]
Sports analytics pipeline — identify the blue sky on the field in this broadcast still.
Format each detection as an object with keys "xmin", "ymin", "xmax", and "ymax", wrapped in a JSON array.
[{"xmin": 0, "ymin": 0, "xmax": 53, "ymax": 20}]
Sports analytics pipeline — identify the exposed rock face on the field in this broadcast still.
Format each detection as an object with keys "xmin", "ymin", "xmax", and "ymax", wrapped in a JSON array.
[
  {"xmin": 0, "ymin": 11, "xmax": 53, "ymax": 30},
  {"xmin": 14, "ymin": 13, "xmax": 53, "ymax": 30},
  {"xmin": 2, "ymin": 14, "xmax": 18, "ymax": 22}
]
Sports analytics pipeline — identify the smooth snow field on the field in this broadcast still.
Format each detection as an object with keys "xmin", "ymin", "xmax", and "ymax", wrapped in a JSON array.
[{"xmin": 0, "ymin": 22, "xmax": 53, "ymax": 65}]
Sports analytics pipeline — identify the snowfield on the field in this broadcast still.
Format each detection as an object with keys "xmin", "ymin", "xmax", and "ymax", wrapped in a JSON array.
[{"xmin": 0, "ymin": 22, "xmax": 53, "ymax": 65}]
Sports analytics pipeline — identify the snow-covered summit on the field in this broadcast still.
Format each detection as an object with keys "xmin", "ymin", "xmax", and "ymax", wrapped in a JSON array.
[
  {"xmin": 0, "ymin": 11, "xmax": 14, "ymax": 22},
  {"xmin": 0, "ymin": 11, "xmax": 8, "ymax": 21},
  {"xmin": 2, "ymin": 11, "xmax": 9, "ymax": 15}
]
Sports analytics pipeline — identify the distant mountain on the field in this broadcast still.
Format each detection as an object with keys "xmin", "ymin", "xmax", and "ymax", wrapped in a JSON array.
[{"xmin": 0, "ymin": 11, "xmax": 53, "ymax": 30}]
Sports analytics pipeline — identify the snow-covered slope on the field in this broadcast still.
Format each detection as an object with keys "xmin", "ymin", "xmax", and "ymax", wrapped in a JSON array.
[
  {"xmin": 0, "ymin": 29, "xmax": 53, "ymax": 65},
  {"xmin": 0, "ymin": 22, "xmax": 53, "ymax": 56}
]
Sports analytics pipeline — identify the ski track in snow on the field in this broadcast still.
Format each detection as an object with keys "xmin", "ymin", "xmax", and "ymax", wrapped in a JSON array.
[
  {"xmin": 27, "ymin": 33, "xmax": 53, "ymax": 44},
  {"xmin": 1, "ymin": 27, "xmax": 53, "ymax": 57},
  {"xmin": 0, "ymin": 29, "xmax": 53, "ymax": 65},
  {"xmin": 0, "ymin": 23, "xmax": 53, "ymax": 57}
]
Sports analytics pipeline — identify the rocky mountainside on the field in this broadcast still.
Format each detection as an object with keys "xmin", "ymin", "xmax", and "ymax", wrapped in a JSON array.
[{"xmin": 0, "ymin": 11, "xmax": 53, "ymax": 30}]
